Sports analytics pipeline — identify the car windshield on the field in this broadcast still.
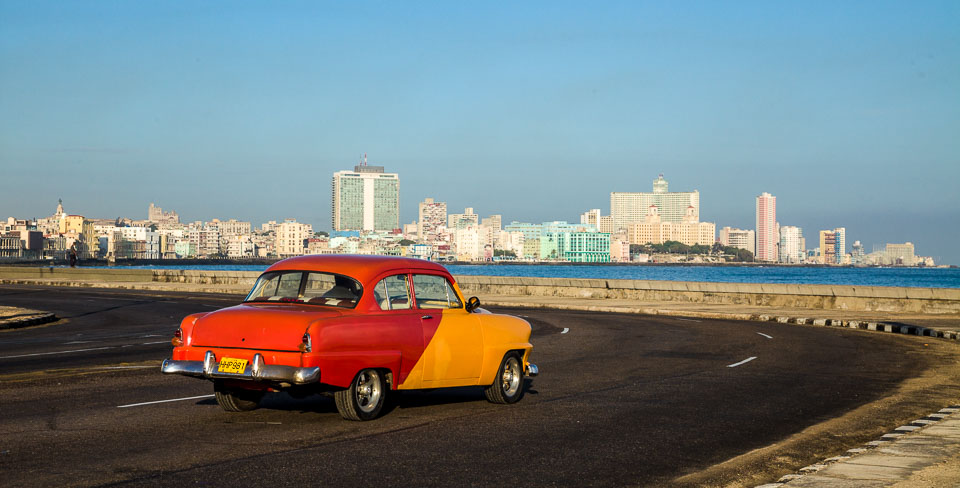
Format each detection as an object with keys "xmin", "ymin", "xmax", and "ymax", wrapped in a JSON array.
[{"xmin": 244, "ymin": 271, "xmax": 362, "ymax": 308}]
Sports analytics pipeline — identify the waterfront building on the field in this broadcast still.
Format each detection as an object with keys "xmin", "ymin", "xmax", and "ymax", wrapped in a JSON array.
[
  {"xmin": 610, "ymin": 239, "xmax": 631, "ymax": 262},
  {"xmin": 331, "ymin": 160, "xmax": 400, "ymax": 232},
  {"xmin": 496, "ymin": 231, "xmax": 526, "ymax": 258},
  {"xmin": 147, "ymin": 203, "xmax": 180, "ymax": 224},
  {"xmin": 276, "ymin": 219, "xmax": 313, "ymax": 258},
  {"xmin": 58, "ymin": 215, "xmax": 97, "ymax": 259},
  {"xmin": 417, "ymin": 198, "xmax": 447, "ymax": 241},
  {"xmin": 0, "ymin": 233, "xmax": 23, "ymax": 258},
  {"xmin": 540, "ymin": 231, "xmax": 611, "ymax": 263},
  {"xmin": 226, "ymin": 235, "xmax": 256, "ymax": 258},
  {"xmin": 174, "ymin": 240, "xmax": 196, "ymax": 258},
  {"xmin": 119, "ymin": 227, "xmax": 160, "ymax": 259},
  {"xmin": 719, "ymin": 227, "xmax": 756, "ymax": 255},
  {"xmin": 522, "ymin": 238, "xmax": 541, "ymax": 260},
  {"xmin": 755, "ymin": 192, "xmax": 777, "ymax": 262},
  {"xmin": 611, "ymin": 174, "xmax": 700, "ymax": 231},
  {"xmin": 627, "ymin": 205, "xmax": 715, "ymax": 247},
  {"xmin": 778, "ymin": 226, "xmax": 805, "ymax": 264},
  {"xmin": 454, "ymin": 226, "xmax": 482, "ymax": 261},
  {"xmin": 186, "ymin": 223, "xmax": 221, "ymax": 257},
  {"xmin": 448, "ymin": 208, "xmax": 479, "ymax": 230},
  {"xmin": 881, "ymin": 242, "xmax": 917, "ymax": 266},
  {"xmin": 817, "ymin": 228, "xmax": 846, "ymax": 265},
  {"xmin": 851, "ymin": 240, "xmax": 865, "ymax": 265}
]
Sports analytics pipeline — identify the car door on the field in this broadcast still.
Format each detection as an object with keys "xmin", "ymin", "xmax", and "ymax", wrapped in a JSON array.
[
  {"xmin": 364, "ymin": 273, "xmax": 424, "ymax": 387},
  {"xmin": 413, "ymin": 273, "xmax": 484, "ymax": 385}
]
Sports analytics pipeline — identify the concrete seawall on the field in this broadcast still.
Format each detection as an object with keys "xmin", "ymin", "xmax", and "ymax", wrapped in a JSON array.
[
  {"xmin": 455, "ymin": 276, "xmax": 960, "ymax": 315},
  {"xmin": 1, "ymin": 266, "xmax": 958, "ymax": 315}
]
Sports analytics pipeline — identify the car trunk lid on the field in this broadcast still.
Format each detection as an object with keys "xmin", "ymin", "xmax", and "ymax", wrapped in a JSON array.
[{"xmin": 191, "ymin": 303, "xmax": 343, "ymax": 352}]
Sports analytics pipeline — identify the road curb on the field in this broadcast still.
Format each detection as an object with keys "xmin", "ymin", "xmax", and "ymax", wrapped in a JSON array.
[
  {"xmin": 756, "ymin": 405, "xmax": 960, "ymax": 487},
  {"xmin": 0, "ymin": 312, "xmax": 58, "ymax": 330}
]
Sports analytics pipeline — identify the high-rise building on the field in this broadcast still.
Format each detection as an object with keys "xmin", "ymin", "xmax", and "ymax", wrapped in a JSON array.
[
  {"xmin": 611, "ymin": 175, "xmax": 700, "ymax": 232},
  {"xmin": 755, "ymin": 192, "xmax": 777, "ymax": 262},
  {"xmin": 818, "ymin": 228, "xmax": 846, "ymax": 264},
  {"xmin": 719, "ymin": 227, "xmax": 756, "ymax": 255},
  {"xmin": 331, "ymin": 159, "xmax": 400, "ymax": 232},
  {"xmin": 778, "ymin": 226, "xmax": 805, "ymax": 264},
  {"xmin": 417, "ymin": 197, "xmax": 447, "ymax": 241}
]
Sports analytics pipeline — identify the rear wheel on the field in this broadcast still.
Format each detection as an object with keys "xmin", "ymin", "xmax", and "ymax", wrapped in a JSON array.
[
  {"xmin": 334, "ymin": 369, "xmax": 387, "ymax": 421},
  {"xmin": 213, "ymin": 380, "xmax": 263, "ymax": 412},
  {"xmin": 484, "ymin": 352, "xmax": 524, "ymax": 404}
]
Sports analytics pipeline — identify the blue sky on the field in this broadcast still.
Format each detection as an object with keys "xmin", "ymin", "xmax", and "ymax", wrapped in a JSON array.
[{"xmin": 1, "ymin": 1, "xmax": 958, "ymax": 263}]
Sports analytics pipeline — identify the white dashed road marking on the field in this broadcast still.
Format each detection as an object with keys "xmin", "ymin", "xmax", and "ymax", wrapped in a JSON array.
[
  {"xmin": 96, "ymin": 365, "xmax": 155, "ymax": 370},
  {"xmin": 0, "ymin": 341, "xmax": 172, "ymax": 360},
  {"xmin": 117, "ymin": 394, "xmax": 215, "ymax": 409},
  {"xmin": 0, "ymin": 347, "xmax": 114, "ymax": 359},
  {"xmin": 727, "ymin": 356, "xmax": 757, "ymax": 368},
  {"xmin": 675, "ymin": 318, "xmax": 701, "ymax": 322},
  {"xmin": 756, "ymin": 332, "xmax": 773, "ymax": 339}
]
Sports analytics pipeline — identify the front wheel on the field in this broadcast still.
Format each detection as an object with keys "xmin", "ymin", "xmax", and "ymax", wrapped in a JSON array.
[
  {"xmin": 484, "ymin": 352, "xmax": 524, "ymax": 404},
  {"xmin": 334, "ymin": 369, "xmax": 387, "ymax": 421},
  {"xmin": 213, "ymin": 380, "xmax": 264, "ymax": 412}
]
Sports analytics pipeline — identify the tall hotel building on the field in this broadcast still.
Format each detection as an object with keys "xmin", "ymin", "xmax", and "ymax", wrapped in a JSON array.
[
  {"xmin": 755, "ymin": 192, "xmax": 777, "ymax": 262},
  {"xmin": 331, "ymin": 160, "xmax": 400, "ymax": 232},
  {"xmin": 610, "ymin": 175, "xmax": 699, "ymax": 232}
]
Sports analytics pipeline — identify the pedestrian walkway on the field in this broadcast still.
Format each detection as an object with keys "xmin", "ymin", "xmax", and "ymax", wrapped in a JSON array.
[{"xmin": 760, "ymin": 407, "xmax": 960, "ymax": 487}]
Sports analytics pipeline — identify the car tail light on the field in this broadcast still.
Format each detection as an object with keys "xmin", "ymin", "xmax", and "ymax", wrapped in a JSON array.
[
  {"xmin": 298, "ymin": 332, "xmax": 312, "ymax": 353},
  {"xmin": 171, "ymin": 328, "xmax": 184, "ymax": 347}
]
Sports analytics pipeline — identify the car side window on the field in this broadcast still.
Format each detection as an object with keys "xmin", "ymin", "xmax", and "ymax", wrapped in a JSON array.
[
  {"xmin": 374, "ymin": 274, "xmax": 411, "ymax": 311},
  {"xmin": 412, "ymin": 274, "xmax": 463, "ymax": 309}
]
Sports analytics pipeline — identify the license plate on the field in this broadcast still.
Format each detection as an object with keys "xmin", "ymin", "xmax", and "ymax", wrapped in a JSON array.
[{"xmin": 217, "ymin": 357, "xmax": 248, "ymax": 374}]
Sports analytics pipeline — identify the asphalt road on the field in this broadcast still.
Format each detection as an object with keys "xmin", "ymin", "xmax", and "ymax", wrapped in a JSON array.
[{"xmin": 0, "ymin": 285, "xmax": 936, "ymax": 487}]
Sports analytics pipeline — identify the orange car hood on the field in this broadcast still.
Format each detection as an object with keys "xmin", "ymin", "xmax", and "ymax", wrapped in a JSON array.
[{"xmin": 190, "ymin": 303, "xmax": 344, "ymax": 352}]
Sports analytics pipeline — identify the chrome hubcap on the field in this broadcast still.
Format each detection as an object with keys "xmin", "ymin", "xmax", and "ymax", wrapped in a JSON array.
[
  {"xmin": 355, "ymin": 370, "xmax": 382, "ymax": 413},
  {"xmin": 501, "ymin": 357, "xmax": 521, "ymax": 397}
]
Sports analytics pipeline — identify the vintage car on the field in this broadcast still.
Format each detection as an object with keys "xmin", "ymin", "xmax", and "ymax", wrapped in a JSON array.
[{"xmin": 161, "ymin": 255, "xmax": 537, "ymax": 420}]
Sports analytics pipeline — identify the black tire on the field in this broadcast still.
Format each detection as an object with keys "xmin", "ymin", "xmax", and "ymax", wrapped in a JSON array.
[
  {"xmin": 213, "ymin": 380, "xmax": 263, "ymax": 412},
  {"xmin": 334, "ymin": 369, "xmax": 387, "ymax": 421},
  {"xmin": 484, "ymin": 352, "xmax": 524, "ymax": 404}
]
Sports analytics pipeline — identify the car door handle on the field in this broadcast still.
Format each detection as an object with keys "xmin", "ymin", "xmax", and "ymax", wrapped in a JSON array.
[{"xmin": 421, "ymin": 315, "xmax": 433, "ymax": 320}]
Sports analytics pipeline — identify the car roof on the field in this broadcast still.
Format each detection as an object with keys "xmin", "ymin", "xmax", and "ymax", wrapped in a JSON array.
[{"xmin": 265, "ymin": 254, "xmax": 451, "ymax": 284}]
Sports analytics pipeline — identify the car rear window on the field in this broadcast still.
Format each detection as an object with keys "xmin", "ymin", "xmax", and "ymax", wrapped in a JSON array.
[{"xmin": 244, "ymin": 271, "xmax": 362, "ymax": 308}]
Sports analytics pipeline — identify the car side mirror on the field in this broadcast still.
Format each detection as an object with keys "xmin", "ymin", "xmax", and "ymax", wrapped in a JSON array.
[{"xmin": 465, "ymin": 296, "xmax": 481, "ymax": 313}]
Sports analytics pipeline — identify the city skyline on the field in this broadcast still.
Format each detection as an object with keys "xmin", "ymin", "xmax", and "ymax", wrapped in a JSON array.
[{"xmin": 1, "ymin": 2, "xmax": 957, "ymax": 263}]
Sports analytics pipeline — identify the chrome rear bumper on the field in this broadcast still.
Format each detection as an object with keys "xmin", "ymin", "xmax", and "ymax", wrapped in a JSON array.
[
  {"xmin": 525, "ymin": 363, "xmax": 539, "ymax": 377},
  {"xmin": 161, "ymin": 350, "xmax": 319, "ymax": 385}
]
